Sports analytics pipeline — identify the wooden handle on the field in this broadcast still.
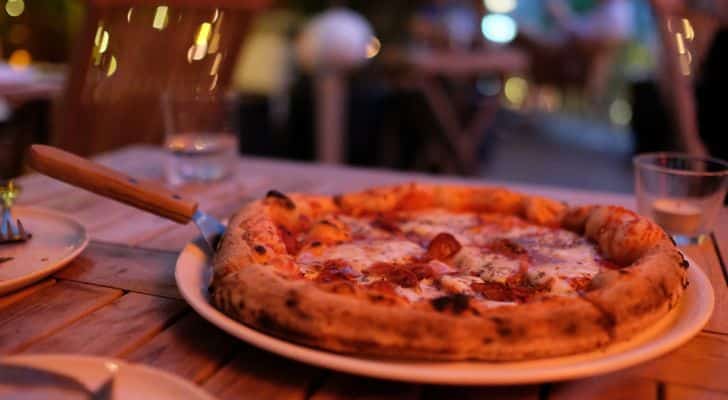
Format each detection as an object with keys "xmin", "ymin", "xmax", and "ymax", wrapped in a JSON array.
[{"xmin": 27, "ymin": 145, "xmax": 198, "ymax": 224}]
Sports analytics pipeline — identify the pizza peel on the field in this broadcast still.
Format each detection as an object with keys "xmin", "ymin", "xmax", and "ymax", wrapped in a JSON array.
[{"xmin": 26, "ymin": 145, "xmax": 226, "ymax": 252}]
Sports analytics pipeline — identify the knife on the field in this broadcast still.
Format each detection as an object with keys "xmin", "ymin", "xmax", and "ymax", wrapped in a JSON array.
[{"xmin": 26, "ymin": 145, "xmax": 226, "ymax": 251}]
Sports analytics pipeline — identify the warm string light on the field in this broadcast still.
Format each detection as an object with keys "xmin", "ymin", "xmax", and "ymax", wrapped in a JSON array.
[
  {"xmin": 92, "ymin": 22, "xmax": 118, "ymax": 77},
  {"xmin": 668, "ymin": 18, "xmax": 695, "ymax": 76}
]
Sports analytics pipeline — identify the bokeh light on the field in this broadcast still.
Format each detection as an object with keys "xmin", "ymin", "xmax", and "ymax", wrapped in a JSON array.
[
  {"xmin": 153, "ymin": 6, "xmax": 169, "ymax": 30},
  {"xmin": 483, "ymin": 0, "xmax": 517, "ymax": 14},
  {"xmin": 366, "ymin": 36, "xmax": 381, "ymax": 59},
  {"xmin": 504, "ymin": 76, "xmax": 528, "ymax": 107},
  {"xmin": 481, "ymin": 14, "xmax": 517, "ymax": 44},
  {"xmin": 8, "ymin": 49, "xmax": 31, "ymax": 70},
  {"xmin": 609, "ymin": 98, "xmax": 632, "ymax": 126},
  {"xmin": 5, "ymin": 0, "xmax": 24, "ymax": 17}
]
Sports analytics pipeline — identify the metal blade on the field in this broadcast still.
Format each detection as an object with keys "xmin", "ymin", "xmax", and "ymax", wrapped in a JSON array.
[{"xmin": 191, "ymin": 210, "xmax": 226, "ymax": 252}]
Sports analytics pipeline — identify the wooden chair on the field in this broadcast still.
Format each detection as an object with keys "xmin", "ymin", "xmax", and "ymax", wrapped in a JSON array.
[{"xmin": 54, "ymin": 0, "xmax": 269, "ymax": 156}]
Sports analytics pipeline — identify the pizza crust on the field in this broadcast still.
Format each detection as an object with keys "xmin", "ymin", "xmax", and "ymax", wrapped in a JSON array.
[{"xmin": 211, "ymin": 183, "xmax": 687, "ymax": 361}]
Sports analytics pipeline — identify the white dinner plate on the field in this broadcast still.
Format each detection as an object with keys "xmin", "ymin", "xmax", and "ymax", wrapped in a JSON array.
[
  {"xmin": 176, "ymin": 240, "xmax": 714, "ymax": 385},
  {"xmin": 0, "ymin": 354, "xmax": 216, "ymax": 399},
  {"xmin": 0, "ymin": 206, "xmax": 89, "ymax": 295}
]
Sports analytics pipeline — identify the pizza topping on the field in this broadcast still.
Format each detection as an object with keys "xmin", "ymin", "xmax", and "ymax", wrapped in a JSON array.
[
  {"xmin": 426, "ymin": 233, "xmax": 462, "ymax": 260},
  {"xmin": 297, "ymin": 240, "xmax": 424, "ymax": 273},
  {"xmin": 484, "ymin": 238, "xmax": 527, "ymax": 258},
  {"xmin": 365, "ymin": 262, "xmax": 419, "ymax": 288},
  {"xmin": 370, "ymin": 216, "xmax": 401, "ymax": 234},
  {"xmin": 278, "ymin": 226, "xmax": 300, "ymax": 255},
  {"xmin": 471, "ymin": 281, "xmax": 515, "ymax": 302},
  {"xmin": 253, "ymin": 245, "xmax": 267, "ymax": 255},
  {"xmin": 314, "ymin": 259, "xmax": 361, "ymax": 283}
]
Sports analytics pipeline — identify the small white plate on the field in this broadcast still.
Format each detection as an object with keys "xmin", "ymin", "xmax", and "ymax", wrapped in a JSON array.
[
  {"xmin": 176, "ymin": 241, "xmax": 714, "ymax": 385},
  {"xmin": 0, "ymin": 206, "xmax": 89, "ymax": 295},
  {"xmin": 0, "ymin": 354, "xmax": 216, "ymax": 399}
]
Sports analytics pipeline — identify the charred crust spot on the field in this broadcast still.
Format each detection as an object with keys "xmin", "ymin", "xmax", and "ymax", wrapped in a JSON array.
[
  {"xmin": 680, "ymin": 259, "xmax": 690, "ymax": 269},
  {"xmin": 563, "ymin": 321, "xmax": 579, "ymax": 335},
  {"xmin": 490, "ymin": 317, "xmax": 514, "ymax": 338},
  {"xmin": 266, "ymin": 190, "xmax": 296, "ymax": 209},
  {"xmin": 431, "ymin": 294, "xmax": 470, "ymax": 314},
  {"xmin": 285, "ymin": 292, "xmax": 299, "ymax": 309},
  {"xmin": 253, "ymin": 245, "xmax": 266, "ymax": 255},
  {"xmin": 682, "ymin": 277, "xmax": 690, "ymax": 289},
  {"xmin": 311, "ymin": 241, "xmax": 322, "ymax": 247},
  {"xmin": 319, "ymin": 220, "xmax": 336, "ymax": 227},
  {"xmin": 669, "ymin": 235, "xmax": 677, "ymax": 245},
  {"xmin": 598, "ymin": 312, "xmax": 617, "ymax": 332},
  {"xmin": 333, "ymin": 194, "xmax": 343, "ymax": 207}
]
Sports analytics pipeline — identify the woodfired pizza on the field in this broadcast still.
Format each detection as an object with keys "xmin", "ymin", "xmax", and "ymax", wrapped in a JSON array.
[{"xmin": 211, "ymin": 183, "xmax": 689, "ymax": 361}]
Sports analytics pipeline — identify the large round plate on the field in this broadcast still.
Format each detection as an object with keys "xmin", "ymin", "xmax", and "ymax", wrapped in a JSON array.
[
  {"xmin": 0, "ymin": 354, "xmax": 216, "ymax": 399},
  {"xmin": 176, "ymin": 241, "xmax": 714, "ymax": 385},
  {"xmin": 0, "ymin": 206, "xmax": 89, "ymax": 295}
]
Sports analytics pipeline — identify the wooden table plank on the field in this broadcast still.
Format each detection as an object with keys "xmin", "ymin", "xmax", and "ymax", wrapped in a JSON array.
[
  {"xmin": 21, "ymin": 293, "xmax": 187, "ymax": 357},
  {"xmin": 0, "ymin": 279, "xmax": 55, "ymax": 309},
  {"xmin": 125, "ymin": 312, "xmax": 238, "ymax": 383},
  {"xmin": 549, "ymin": 372, "xmax": 657, "ymax": 400},
  {"xmin": 666, "ymin": 384, "xmax": 728, "ymax": 400},
  {"xmin": 634, "ymin": 332, "xmax": 728, "ymax": 392},
  {"xmin": 0, "ymin": 281, "xmax": 121, "ymax": 354},
  {"xmin": 422, "ymin": 385, "xmax": 540, "ymax": 399},
  {"xmin": 310, "ymin": 374, "xmax": 419, "ymax": 400},
  {"xmin": 54, "ymin": 241, "xmax": 180, "ymax": 299},
  {"xmin": 681, "ymin": 241, "xmax": 728, "ymax": 334},
  {"xmin": 203, "ymin": 346, "xmax": 323, "ymax": 400}
]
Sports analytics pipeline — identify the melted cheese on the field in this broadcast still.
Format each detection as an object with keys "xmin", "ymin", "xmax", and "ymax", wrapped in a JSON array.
[
  {"xmin": 398, "ymin": 210, "xmax": 478, "ymax": 244},
  {"xmin": 297, "ymin": 240, "xmax": 423, "ymax": 272},
  {"xmin": 452, "ymin": 246, "xmax": 521, "ymax": 283},
  {"xmin": 295, "ymin": 208, "xmax": 608, "ymax": 306}
]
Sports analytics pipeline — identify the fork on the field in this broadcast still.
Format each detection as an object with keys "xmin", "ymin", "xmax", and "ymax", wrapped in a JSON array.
[{"xmin": 0, "ymin": 181, "xmax": 31, "ymax": 244}]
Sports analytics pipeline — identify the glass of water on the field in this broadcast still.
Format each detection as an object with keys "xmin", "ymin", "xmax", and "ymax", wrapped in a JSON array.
[
  {"xmin": 634, "ymin": 153, "xmax": 728, "ymax": 244},
  {"xmin": 161, "ymin": 92, "xmax": 239, "ymax": 185}
]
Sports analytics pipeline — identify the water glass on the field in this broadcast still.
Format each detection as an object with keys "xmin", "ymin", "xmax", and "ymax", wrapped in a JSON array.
[
  {"xmin": 634, "ymin": 153, "xmax": 728, "ymax": 244},
  {"xmin": 161, "ymin": 92, "xmax": 239, "ymax": 185}
]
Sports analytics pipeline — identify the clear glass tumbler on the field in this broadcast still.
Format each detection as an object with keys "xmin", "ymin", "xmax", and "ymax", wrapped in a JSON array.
[
  {"xmin": 161, "ymin": 92, "xmax": 239, "ymax": 185},
  {"xmin": 634, "ymin": 153, "xmax": 728, "ymax": 244}
]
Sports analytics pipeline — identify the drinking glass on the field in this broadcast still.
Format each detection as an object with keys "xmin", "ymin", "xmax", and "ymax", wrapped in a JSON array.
[
  {"xmin": 161, "ymin": 92, "xmax": 239, "ymax": 185},
  {"xmin": 634, "ymin": 153, "xmax": 728, "ymax": 244}
]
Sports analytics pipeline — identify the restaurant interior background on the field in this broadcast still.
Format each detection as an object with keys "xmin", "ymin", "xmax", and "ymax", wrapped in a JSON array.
[{"xmin": 0, "ymin": 0, "xmax": 725, "ymax": 193}]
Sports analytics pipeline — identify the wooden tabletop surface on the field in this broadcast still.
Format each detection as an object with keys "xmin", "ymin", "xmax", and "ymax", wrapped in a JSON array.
[{"xmin": 3, "ymin": 145, "xmax": 728, "ymax": 399}]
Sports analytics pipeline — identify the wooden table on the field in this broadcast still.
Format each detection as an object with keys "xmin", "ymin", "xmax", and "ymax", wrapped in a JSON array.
[
  {"xmin": 3, "ymin": 145, "xmax": 728, "ymax": 399},
  {"xmin": 381, "ymin": 47, "xmax": 529, "ymax": 174}
]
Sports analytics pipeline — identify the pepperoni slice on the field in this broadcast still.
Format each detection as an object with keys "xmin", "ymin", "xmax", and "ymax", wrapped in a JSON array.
[
  {"xmin": 484, "ymin": 238, "xmax": 527, "ymax": 258},
  {"xmin": 471, "ymin": 281, "xmax": 513, "ymax": 302},
  {"xmin": 278, "ymin": 226, "xmax": 300, "ymax": 255},
  {"xmin": 426, "ymin": 233, "xmax": 462, "ymax": 260},
  {"xmin": 366, "ymin": 262, "xmax": 419, "ymax": 288},
  {"xmin": 471, "ymin": 281, "xmax": 538, "ymax": 303},
  {"xmin": 315, "ymin": 260, "xmax": 360, "ymax": 283}
]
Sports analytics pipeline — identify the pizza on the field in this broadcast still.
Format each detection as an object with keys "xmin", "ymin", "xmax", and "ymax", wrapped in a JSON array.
[{"xmin": 211, "ymin": 183, "xmax": 689, "ymax": 361}]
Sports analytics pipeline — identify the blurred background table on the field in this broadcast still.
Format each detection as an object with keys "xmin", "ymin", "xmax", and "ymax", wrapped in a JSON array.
[{"xmin": 1, "ymin": 145, "xmax": 727, "ymax": 399}]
